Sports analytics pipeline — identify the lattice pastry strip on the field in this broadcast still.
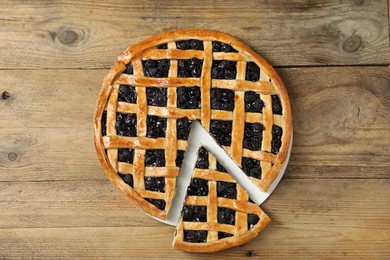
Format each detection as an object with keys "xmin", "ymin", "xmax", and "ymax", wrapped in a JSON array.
[{"xmin": 173, "ymin": 147, "xmax": 271, "ymax": 252}]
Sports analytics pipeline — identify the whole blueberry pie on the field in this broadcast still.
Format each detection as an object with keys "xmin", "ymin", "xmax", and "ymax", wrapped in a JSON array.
[
  {"xmin": 94, "ymin": 30, "xmax": 292, "ymax": 250},
  {"xmin": 173, "ymin": 147, "xmax": 270, "ymax": 252}
]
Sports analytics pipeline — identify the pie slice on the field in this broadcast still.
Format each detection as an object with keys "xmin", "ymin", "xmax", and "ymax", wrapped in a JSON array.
[
  {"xmin": 94, "ymin": 29, "xmax": 292, "ymax": 220},
  {"xmin": 173, "ymin": 147, "xmax": 271, "ymax": 252}
]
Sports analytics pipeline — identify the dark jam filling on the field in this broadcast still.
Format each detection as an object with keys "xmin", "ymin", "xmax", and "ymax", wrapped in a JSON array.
[
  {"xmin": 144, "ymin": 149, "xmax": 165, "ymax": 167},
  {"xmin": 184, "ymin": 230, "xmax": 207, "ymax": 243},
  {"xmin": 116, "ymin": 113, "xmax": 137, "ymax": 137},
  {"xmin": 182, "ymin": 205, "xmax": 207, "ymax": 222},
  {"xmin": 211, "ymin": 60, "xmax": 237, "ymax": 80},
  {"xmin": 271, "ymin": 125, "xmax": 283, "ymax": 154},
  {"xmin": 145, "ymin": 198, "xmax": 166, "ymax": 210},
  {"xmin": 217, "ymin": 207, "xmax": 235, "ymax": 225},
  {"xmin": 118, "ymin": 173, "xmax": 134, "ymax": 188},
  {"xmin": 144, "ymin": 177, "xmax": 165, "ymax": 192},
  {"xmin": 177, "ymin": 117, "xmax": 192, "ymax": 140},
  {"xmin": 242, "ymin": 157, "xmax": 261, "ymax": 179},
  {"xmin": 216, "ymin": 161, "xmax": 227, "ymax": 173},
  {"xmin": 187, "ymin": 178, "xmax": 209, "ymax": 196},
  {"xmin": 157, "ymin": 43, "xmax": 168, "ymax": 49},
  {"xmin": 217, "ymin": 181, "xmax": 237, "ymax": 199},
  {"xmin": 178, "ymin": 58, "xmax": 203, "ymax": 78},
  {"xmin": 210, "ymin": 120, "xmax": 232, "ymax": 146},
  {"xmin": 272, "ymin": 95, "xmax": 283, "ymax": 115},
  {"xmin": 218, "ymin": 232, "xmax": 233, "ymax": 240},
  {"xmin": 247, "ymin": 214, "xmax": 260, "ymax": 229},
  {"xmin": 245, "ymin": 91, "xmax": 264, "ymax": 113},
  {"xmin": 142, "ymin": 59, "xmax": 170, "ymax": 78},
  {"xmin": 210, "ymin": 88, "xmax": 235, "ymax": 111},
  {"xmin": 123, "ymin": 62, "xmax": 134, "ymax": 75},
  {"xmin": 177, "ymin": 86, "xmax": 201, "ymax": 109},
  {"xmin": 243, "ymin": 123, "xmax": 264, "ymax": 151},
  {"xmin": 245, "ymin": 62, "xmax": 260, "ymax": 82},
  {"xmin": 146, "ymin": 115, "xmax": 167, "ymax": 138},
  {"xmin": 176, "ymin": 150, "xmax": 185, "ymax": 167},
  {"xmin": 101, "ymin": 111, "xmax": 107, "ymax": 136},
  {"xmin": 118, "ymin": 85, "xmax": 137, "ymax": 104},
  {"xmin": 176, "ymin": 39, "xmax": 204, "ymax": 50},
  {"xmin": 146, "ymin": 87, "xmax": 167, "ymax": 107},
  {"xmin": 118, "ymin": 148, "xmax": 134, "ymax": 164},
  {"xmin": 212, "ymin": 41, "xmax": 238, "ymax": 53},
  {"xmin": 195, "ymin": 147, "xmax": 209, "ymax": 169}
]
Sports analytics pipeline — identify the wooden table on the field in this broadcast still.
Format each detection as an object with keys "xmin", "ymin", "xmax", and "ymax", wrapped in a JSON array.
[{"xmin": 1, "ymin": 1, "xmax": 389, "ymax": 259}]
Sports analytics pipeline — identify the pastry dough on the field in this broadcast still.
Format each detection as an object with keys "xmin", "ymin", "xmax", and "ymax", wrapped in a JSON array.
[
  {"xmin": 173, "ymin": 147, "xmax": 271, "ymax": 252},
  {"xmin": 94, "ymin": 30, "xmax": 292, "ymax": 220}
]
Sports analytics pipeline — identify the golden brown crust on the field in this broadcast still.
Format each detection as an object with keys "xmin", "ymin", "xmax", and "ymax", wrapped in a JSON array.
[
  {"xmin": 172, "ymin": 147, "xmax": 271, "ymax": 252},
  {"xmin": 94, "ymin": 29, "xmax": 292, "ymax": 220}
]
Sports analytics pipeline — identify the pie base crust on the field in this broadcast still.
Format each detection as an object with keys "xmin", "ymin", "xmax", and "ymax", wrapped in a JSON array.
[{"xmin": 94, "ymin": 29, "xmax": 292, "ymax": 220}]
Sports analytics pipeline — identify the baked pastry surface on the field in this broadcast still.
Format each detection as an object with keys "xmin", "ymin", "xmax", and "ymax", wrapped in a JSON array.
[
  {"xmin": 94, "ymin": 30, "xmax": 292, "ymax": 219},
  {"xmin": 173, "ymin": 146, "xmax": 271, "ymax": 252}
]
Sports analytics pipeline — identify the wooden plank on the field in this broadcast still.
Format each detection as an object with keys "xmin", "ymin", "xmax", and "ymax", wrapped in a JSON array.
[
  {"xmin": 0, "ymin": 0, "xmax": 389, "ymax": 68},
  {"xmin": 1, "ymin": 67, "xmax": 389, "ymax": 181},
  {"xmin": 0, "ymin": 179, "xmax": 388, "ymax": 258},
  {"xmin": 0, "ymin": 179, "xmax": 388, "ymax": 228},
  {"xmin": 277, "ymin": 66, "xmax": 390, "ymax": 178}
]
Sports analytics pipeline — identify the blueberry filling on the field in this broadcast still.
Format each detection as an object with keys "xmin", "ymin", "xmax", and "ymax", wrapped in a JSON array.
[
  {"xmin": 243, "ymin": 123, "xmax": 264, "ymax": 151},
  {"xmin": 195, "ymin": 147, "xmax": 209, "ymax": 169},
  {"xmin": 245, "ymin": 91, "xmax": 264, "ymax": 113},
  {"xmin": 245, "ymin": 62, "xmax": 260, "ymax": 82},
  {"xmin": 118, "ymin": 173, "xmax": 134, "ymax": 188},
  {"xmin": 216, "ymin": 161, "xmax": 227, "ymax": 173},
  {"xmin": 187, "ymin": 178, "xmax": 209, "ymax": 196},
  {"xmin": 217, "ymin": 181, "xmax": 237, "ymax": 199},
  {"xmin": 271, "ymin": 125, "xmax": 283, "ymax": 154},
  {"xmin": 212, "ymin": 41, "xmax": 238, "ymax": 53},
  {"xmin": 248, "ymin": 197, "xmax": 256, "ymax": 204},
  {"xmin": 146, "ymin": 87, "xmax": 167, "ymax": 107},
  {"xmin": 176, "ymin": 150, "xmax": 185, "ymax": 167},
  {"xmin": 101, "ymin": 111, "xmax": 107, "ymax": 136},
  {"xmin": 217, "ymin": 207, "xmax": 235, "ymax": 225},
  {"xmin": 142, "ymin": 59, "xmax": 170, "ymax": 78},
  {"xmin": 145, "ymin": 198, "xmax": 166, "ymax": 210},
  {"xmin": 210, "ymin": 120, "xmax": 232, "ymax": 146},
  {"xmin": 210, "ymin": 88, "xmax": 235, "ymax": 111},
  {"xmin": 177, "ymin": 117, "xmax": 192, "ymax": 140},
  {"xmin": 146, "ymin": 115, "xmax": 167, "ymax": 138},
  {"xmin": 157, "ymin": 43, "xmax": 168, "ymax": 49},
  {"xmin": 118, "ymin": 85, "xmax": 137, "ymax": 104},
  {"xmin": 176, "ymin": 39, "xmax": 204, "ymax": 50},
  {"xmin": 118, "ymin": 148, "xmax": 134, "ymax": 164},
  {"xmin": 218, "ymin": 232, "xmax": 233, "ymax": 240},
  {"xmin": 182, "ymin": 205, "xmax": 207, "ymax": 222},
  {"xmin": 247, "ymin": 214, "xmax": 260, "ymax": 229},
  {"xmin": 272, "ymin": 95, "xmax": 283, "ymax": 115},
  {"xmin": 123, "ymin": 62, "xmax": 133, "ymax": 75},
  {"xmin": 145, "ymin": 149, "xmax": 165, "ymax": 167},
  {"xmin": 184, "ymin": 230, "xmax": 207, "ymax": 243},
  {"xmin": 177, "ymin": 86, "xmax": 201, "ymax": 109},
  {"xmin": 144, "ymin": 177, "xmax": 165, "ymax": 192},
  {"xmin": 242, "ymin": 157, "xmax": 261, "ymax": 179},
  {"xmin": 178, "ymin": 58, "xmax": 203, "ymax": 78},
  {"xmin": 116, "ymin": 112, "xmax": 137, "ymax": 137},
  {"xmin": 211, "ymin": 60, "xmax": 237, "ymax": 80}
]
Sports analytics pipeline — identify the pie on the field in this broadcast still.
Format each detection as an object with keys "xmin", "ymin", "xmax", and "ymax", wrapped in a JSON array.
[
  {"xmin": 173, "ymin": 146, "xmax": 271, "ymax": 252},
  {"xmin": 94, "ymin": 29, "xmax": 291, "ymax": 239}
]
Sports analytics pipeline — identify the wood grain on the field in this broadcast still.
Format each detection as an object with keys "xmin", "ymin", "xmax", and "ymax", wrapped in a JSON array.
[
  {"xmin": 0, "ymin": 179, "xmax": 388, "ymax": 258},
  {"xmin": 1, "ymin": 67, "xmax": 389, "ymax": 181},
  {"xmin": 0, "ymin": 0, "xmax": 389, "ymax": 69},
  {"xmin": 1, "ymin": 1, "xmax": 389, "ymax": 258}
]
